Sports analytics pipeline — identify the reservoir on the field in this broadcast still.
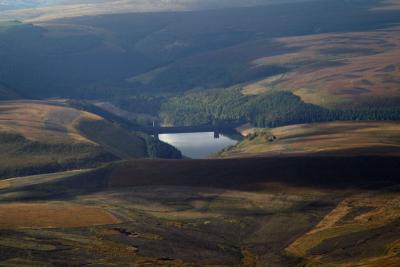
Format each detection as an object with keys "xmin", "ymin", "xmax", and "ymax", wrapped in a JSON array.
[{"xmin": 159, "ymin": 132, "xmax": 238, "ymax": 158}]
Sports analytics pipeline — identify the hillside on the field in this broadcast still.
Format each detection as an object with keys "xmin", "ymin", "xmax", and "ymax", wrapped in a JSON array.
[
  {"xmin": 219, "ymin": 122, "xmax": 400, "ymax": 158},
  {"xmin": 0, "ymin": 0, "xmax": 400, "ymax": 266},
  {"xmin": 148, "ymin": 26, "xmax": 400, "ymax": 127},
  {"xmin": 0, "ymin": 156, "xmax": 399, "ymax": 266},
  {"xmin": 0, "ymin": 100, "xmax": 180, "ymax": 178},
  {"xmin": 243, "ymin": 27, "xmax": 400, "ymax": 108},
  {"xmin": 0, "ymin": 1, "xmax": 399, "ymax": 128},
  {"xmin": 0, "ymin": 0, "xmax": 398, "ymax": 96}
]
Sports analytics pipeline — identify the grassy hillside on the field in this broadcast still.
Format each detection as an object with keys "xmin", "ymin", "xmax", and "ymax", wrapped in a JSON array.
[
  {"xmin": 0, "ymin": 1, "xmax": 400, "ymax": 128},
  {"xmin": 0, "ymin": 0, "xmax": 398, "ymax": 98},
  {"xmin": 0, "ymin": 156, "xmax": 399, "ymax": 266},
  {"xmin": 0, "ymin": 100, "xmax": 114, "ymax": 178},
  {"xmin": 243, "ymin": 27, "xmax": 400, "ymax": 108},
  {"xmin": 219, "ymin": 122, "xmax": 400, "ymax": 158},
  {"xmin": 0, "ymin": 100, "xmax": 180, "ymax": 178}
]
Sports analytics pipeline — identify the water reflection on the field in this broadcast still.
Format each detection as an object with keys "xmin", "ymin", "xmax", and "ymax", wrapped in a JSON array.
[{"xmin": 159, "ymin": 132, "xmax": 237, "ymax": 159}]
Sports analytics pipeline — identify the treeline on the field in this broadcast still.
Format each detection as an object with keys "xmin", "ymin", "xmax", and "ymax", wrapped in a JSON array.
[
  {"xmin": 113, "ymin": 95, "xmax": 165, "ymax": 116},
  {"xmin": 160, "ymin": 87, "xmax": 251, "ymax": 126},
  {"xmin": 159, "ymin": 88, "xmax": 400, "ymax": 128}
]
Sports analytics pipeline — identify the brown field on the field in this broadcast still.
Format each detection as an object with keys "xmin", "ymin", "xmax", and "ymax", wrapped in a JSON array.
[
  {"xmin": 0, "ymin": 202, "xmax": 120, "ymax": 229},
  {"xmin": 244, "ymin": 27, "xmax": 400, "ymax": 108},
  {"xmin": 0, "ymin": 180, "xmax": 9, "ymax": 190},
  {"xmin": 220, "ymin": 122, "xmax": 400, "ymax": 158}
]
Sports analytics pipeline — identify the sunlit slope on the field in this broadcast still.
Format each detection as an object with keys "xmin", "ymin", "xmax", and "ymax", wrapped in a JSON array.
[
  {"xmin": 243, "ymin": 27, "xmax": 400, "ymax": 108},
  {"xmin": 0, "ymin": 100, "xmax": 101, "ymax": 144},
  {"xmin": 220, "ymin": 122, "xmax": 400, "ymax": 158},
  {"xmin": 0, "ymin": 100, "xmax": 149, "ymax": 178}
]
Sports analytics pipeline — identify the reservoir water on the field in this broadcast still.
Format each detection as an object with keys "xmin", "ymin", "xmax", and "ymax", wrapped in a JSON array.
[{"xmin": 159, "ymin": 132, "xmax": 238, "ymax": 159}]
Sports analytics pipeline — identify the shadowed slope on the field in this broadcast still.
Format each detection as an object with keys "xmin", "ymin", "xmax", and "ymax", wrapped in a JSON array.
[{"xmin": 2, "ymin": 156, "xmax": 400, "ymax": 203}]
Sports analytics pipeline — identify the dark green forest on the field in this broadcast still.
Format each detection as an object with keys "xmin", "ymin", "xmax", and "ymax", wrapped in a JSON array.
[{"xmin": 159, "ymin": 89, "xmax": 400, "ymax": 128}]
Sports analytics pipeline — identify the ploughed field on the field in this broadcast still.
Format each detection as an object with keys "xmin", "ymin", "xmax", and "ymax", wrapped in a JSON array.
[{"xmin": 0, "ymin": 156, "xmax": 400, "ymax": 266}]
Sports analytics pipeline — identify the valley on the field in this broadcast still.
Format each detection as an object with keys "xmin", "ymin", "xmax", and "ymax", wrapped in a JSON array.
[
  {"xmin": 1, "ymin": 98, "xmax": 398, "ymax": 267},
  {"xmin": 0, "ymin": 0, "xmax": 399, "ymax": 130},
  {"xmin": 0, "ymin": 0, "xmax": 399, "ymax": 266}
]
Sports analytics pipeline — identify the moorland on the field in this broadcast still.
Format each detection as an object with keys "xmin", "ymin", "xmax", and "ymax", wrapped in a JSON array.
[
  {"xmin": 0, "ymin": 0, "xmax": 399, "ymax": 266},
  {"xmin": 0, "ymin": 156, "xmax": 400, "ymax": 266}
]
